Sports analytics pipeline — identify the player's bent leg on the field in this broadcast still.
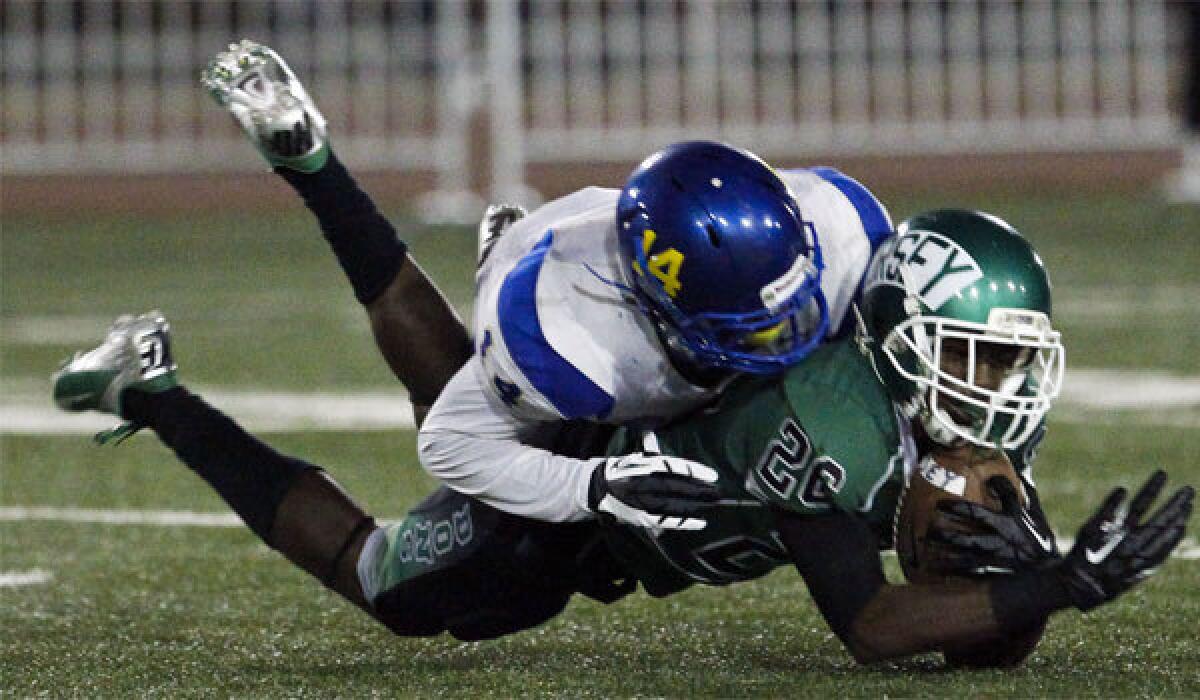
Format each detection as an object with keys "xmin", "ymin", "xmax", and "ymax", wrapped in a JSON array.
[
  {"xmin": 366, "ymin": 258, "xmax": 474, "ymax": 428},
  {"xmin": 275, "ymin": 155, "xmax": 473, "ymax": 423},
  {"xmin": 204, "ymin": 41, "xmax": 473, "ymax": 419},
  {"xmin": 275, "ymin": 151, "xmax": 473, "ymax": 421},
  {"xmin": 54, "ymin": 312, "xmax": 378, "ymax": 611},
  {"xmin": 357, "ymin": 486, "xmax": 633, "ymax": 641},
  {"xmin": 267, "ymin": 469, "xmax": 377, "ymax": 609},
  {"xmin": 53, "ymin": 315, "xmax": 628, "ymax": 640},
  {"xmin": 274, "ymin": 157, "xmax": 473, "ymax": 424},
  {"xmin": 121, "ymin": 387, "xmax": 378, "ymax": 610}
]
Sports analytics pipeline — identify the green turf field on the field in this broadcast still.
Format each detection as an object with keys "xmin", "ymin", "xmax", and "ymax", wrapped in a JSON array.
[{"xmin": 3, "ymin": 190, "xmax": 1199, "ymax": 696}]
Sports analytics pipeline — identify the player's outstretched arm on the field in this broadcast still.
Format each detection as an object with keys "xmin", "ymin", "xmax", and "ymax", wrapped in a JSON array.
[
  {"xmin": 202, "ymin": 40, "xmax": 473, "ymax": 425},
  {"xmin": 418, "ymin": 366, "xmax": 721, "ymax": 525},
  {"xmin": 780, "ymin": 508, "xmax": 1051, "ymax": 665},
  {"xmin": 777, "ymin": 473, "xmax": 1193, "ymax": 665},
  {"xmin": 775, "ymin": 508, "xmax": 1006, "ymax": 664}
]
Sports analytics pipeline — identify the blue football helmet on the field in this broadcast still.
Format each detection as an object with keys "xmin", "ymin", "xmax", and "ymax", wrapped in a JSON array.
[{"xmin": 616, "ymin": 141, "xmax": 828, "ymax": 375}]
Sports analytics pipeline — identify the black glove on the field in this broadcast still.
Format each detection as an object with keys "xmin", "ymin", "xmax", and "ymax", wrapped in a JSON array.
[
  {"xmin": 588, "ymin": 452, "xmax": 721, "ymax": 532},
  {"xmin": 929, "ymin": 475, "xmax": 1060, "ymax": 576},
  {"xmin": 1051, "ymin": 470, "xmax": 1193, "ymax": 611}
]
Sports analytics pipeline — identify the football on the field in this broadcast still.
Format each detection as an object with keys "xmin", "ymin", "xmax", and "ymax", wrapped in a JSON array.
[
  {"xmin": 894, "ymin": 444, "xmax": 1024, "ymax": 583},
  {"xmin": 894, "ymin": 444, "xmax": 1044, "ymax": 667}
]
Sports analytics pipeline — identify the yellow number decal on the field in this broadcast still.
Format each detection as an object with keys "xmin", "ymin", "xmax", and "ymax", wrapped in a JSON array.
[{"xmin": 638, "ymin": 229, "xmax": 685, "ymax": 298}]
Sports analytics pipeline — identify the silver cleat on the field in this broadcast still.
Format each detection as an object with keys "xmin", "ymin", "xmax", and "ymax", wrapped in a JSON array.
[
  {"xmin": 202, "ymin": 39, "xmax": 329, "ymax": 172},
  {"xmin": 52, "ymin": 311, "xmax": 179, "ymax": 444}
]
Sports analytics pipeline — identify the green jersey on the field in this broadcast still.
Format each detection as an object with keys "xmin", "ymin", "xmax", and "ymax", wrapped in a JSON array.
[{"xmin": 602, "ymin": 339, "xmax": 907, "ymax": 596}]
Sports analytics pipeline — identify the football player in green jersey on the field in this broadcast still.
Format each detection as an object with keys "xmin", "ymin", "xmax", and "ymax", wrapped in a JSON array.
[
  {"xmin": 54, "ymin": 210, "xmax": 1192, "ymax": 664},
  {"xmin": 600, "ymin": 207, "xmax": 1071, "ymax": 599},
  {"xmin": 592, "ymin": 209, "xmax": 1190, "ymax": 662}
]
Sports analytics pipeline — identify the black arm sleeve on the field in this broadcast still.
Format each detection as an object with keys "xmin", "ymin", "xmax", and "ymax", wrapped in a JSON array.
[{"xmin": 775, "ymin": 509, "xmax": 886, "ymax": 642}]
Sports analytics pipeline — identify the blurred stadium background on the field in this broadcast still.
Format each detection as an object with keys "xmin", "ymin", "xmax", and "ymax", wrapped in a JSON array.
[
  {"xmin": 4, "ymin": 0, "xmax": 1199, "ymax": 211},
  {"xmin": 3, "ymin": 1, "xmax": 1200, "ymax": 696}
]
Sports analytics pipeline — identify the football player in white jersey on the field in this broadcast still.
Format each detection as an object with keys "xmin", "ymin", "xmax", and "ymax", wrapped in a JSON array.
[
  {"xmin": 201, "ymin": 41, "xmax": 891, "ymax": 531},
  {"xmin": 420, "ymin": 155, "xmax": 892, "ymax": 524}
]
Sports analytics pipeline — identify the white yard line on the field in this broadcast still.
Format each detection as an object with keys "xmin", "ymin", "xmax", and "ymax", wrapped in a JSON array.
[
  {"xmin": 1053, "ymin": 368, "xmax": 1200, "ymax": 428},
  {"xmin": 6, "ymin": 367, "xmax": 1199, "ymax": 434},
  {"xmin": 1175, "ymin": 543, "xmax": 1200, "ymax": 561},
  {"xmin": 1, "ymin": 389, "xmax": 415, "ymax": 434},
  {"xmin": 0, "ymin": 569, "xmax": 54, "ymax": 588},
  {"xmin": 3, "ymin": 315, "xmax": 123, "ymax": 345},
  {"xmin": 1054, "ymin": 285, "xmax": 1200, "ymax": 319},
  {"xmin": 1052, "ymin": 408, "xmax": 1200, "ymax": 430},
  {"xmin": 0, "ymin": 506, "xmax": 244, "ymax": 527},
  {"xmin": 0, "ymin": 506, "xmax": 395, "ymax": 527},
  {"xmin": 1062, "ymin": 370, "xmax": 1200, "ymax": 409},
  {"xmin": 2, "ymin": 308, "xmax": 365, "ymax": 345},
  {"xmin": 2, "ymin": 506, "xmax": 1197, "ymax": 562}
]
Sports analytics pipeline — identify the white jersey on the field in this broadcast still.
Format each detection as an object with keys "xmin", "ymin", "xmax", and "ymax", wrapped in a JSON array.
[{"xmin": 418, "ymin": 168, "xmax": 892, "ymax": 522}]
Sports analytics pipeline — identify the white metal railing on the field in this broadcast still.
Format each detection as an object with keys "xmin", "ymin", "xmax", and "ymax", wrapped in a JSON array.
[
  {"xmin": 1, "ymin": 1, "xmax": 1186, "ymax": 213},
  {"xmin": 492, "ymin": 0, "xmax": 1178, "ymax": 171},
  {"xmin": 1, "ymin": 0, "xmax": 473, "ymax": 191}
]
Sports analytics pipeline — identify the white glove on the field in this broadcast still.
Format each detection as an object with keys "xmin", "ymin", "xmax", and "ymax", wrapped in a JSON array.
[{"xmin": 588, "ymin": 452, "xmax": 721, "ymax": 532}]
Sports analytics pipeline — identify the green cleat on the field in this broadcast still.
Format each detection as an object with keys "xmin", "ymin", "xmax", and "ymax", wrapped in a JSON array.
[
  {"xmin": 52, "ymin": 311, "xmax": 179, "ymax": 444},
  {"xmin": 201, "ymin": 39, "xmax": 329, "ymax": 173}
]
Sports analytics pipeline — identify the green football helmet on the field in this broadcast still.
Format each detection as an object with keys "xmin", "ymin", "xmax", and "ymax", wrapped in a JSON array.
[{"xmin": 857, "ymin": 209, "xmax": 1064, "ymax": 450}]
